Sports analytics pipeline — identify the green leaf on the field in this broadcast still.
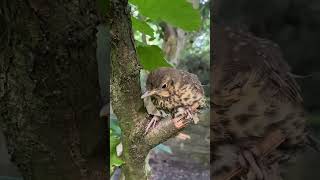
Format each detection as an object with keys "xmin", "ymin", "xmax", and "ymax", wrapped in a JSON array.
[
  {"xmin": 131, "ymin": 17, "xmax": 155, "ymax": 37},
  {"xmin": 135, "ymin": 40, "xmax": 145, "ymax": 47},
  {"xmin": 110, "ymin": 117, "xmax": 121, "ymax": 136},
  {"xmin": 129, "ymin": 0, "xmax": 201, "ymax": 31},
  {"xmin": 136, "ymin": 45, "xmax": 173, "ymax": 71},
  {"xmin": 110, "ymin": 130, "xmax": 124, "ymax": 175}
]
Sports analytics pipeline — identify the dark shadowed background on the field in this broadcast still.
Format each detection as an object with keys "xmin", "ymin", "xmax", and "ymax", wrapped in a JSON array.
[{"xmin": 215, "ymin": 0, "xmax": 320, "ymax": 179}]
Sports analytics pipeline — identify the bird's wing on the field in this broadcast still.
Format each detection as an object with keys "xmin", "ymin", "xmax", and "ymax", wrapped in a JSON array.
[
  {"xmin": 244, "ymin": 32, "xmax": 302, "ymax": 103},
  {"xmin": 212, "ymin": 25, "xmax": 305, "ymax": 141},
  {"xmin": 213, "ymin": 26, "xmax": 302, "ymax": 105},
  {"xmin": 212, "ymin": 24, "xmax": 307, "ymax": 180},
  {"xmin": 179, "ymin": 70, "xmax": 205, "ymax": 95}
]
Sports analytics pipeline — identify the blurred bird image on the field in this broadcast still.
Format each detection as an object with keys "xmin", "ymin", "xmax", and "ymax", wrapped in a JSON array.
[
  {"xmin": 212, "ymin": 25, "xmax": 318, "ymax": 180},
  {"xmin": 141, "ymin": 67, "xmax": 206, "ymax": 133}
]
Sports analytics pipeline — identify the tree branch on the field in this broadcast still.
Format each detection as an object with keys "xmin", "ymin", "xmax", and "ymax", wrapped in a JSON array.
[
  {"xmin": 144, "ymin": 105, "xmax": 199, "ymax": 147},
  {"xmin": 144, "ymin": 116, "xmax": 183, "ymax": 147},
  {"xmin": 214, "ymin": 129, "xmax": 286, "ymax": 180}
]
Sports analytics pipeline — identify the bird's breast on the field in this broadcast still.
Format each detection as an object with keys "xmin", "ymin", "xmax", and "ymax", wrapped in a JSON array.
[
  {"xmin": 152, "ymin": 90, "xmax": 204, "ymax": 112},
  {"xmin": 152, "ymin": 97, "xmax": 177, "ymax": 112},
  {"xmin": 175, "ymin": 86, "xmax": 204, "ymax": 106}
]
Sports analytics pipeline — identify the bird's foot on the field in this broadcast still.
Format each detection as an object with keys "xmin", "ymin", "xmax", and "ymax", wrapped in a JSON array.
[
  {"xmin": 185, "ymin": 106, "xmax": 200, "ymax": 124},
  {"xmin": 185, "ymin": 107, "xmax": 194, "ymax": 119},
  {"xmin": 144, "ymin": 116, "xmax": 160, "ymax": 134},
  {"xmin": 175, "ymin": 107, "xmax": 195, "ymax": 119},
  {"xmin": 238, "ymin": 150, "xmax": 264, "ymax": 180},
  {"xmin": 173, "ymin": 116, "xmax": 190, "ymax": 129}
]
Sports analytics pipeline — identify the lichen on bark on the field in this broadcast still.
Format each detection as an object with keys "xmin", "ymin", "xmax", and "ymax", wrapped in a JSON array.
[{"xmin": 109, "ymin": 0, "xmax": 194, "ymax": 179}]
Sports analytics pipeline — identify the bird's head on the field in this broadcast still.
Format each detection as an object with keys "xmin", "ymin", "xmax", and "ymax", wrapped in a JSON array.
[{"xmin": 141, "ymin": 67, "xmax": 177, "ymax": 99}]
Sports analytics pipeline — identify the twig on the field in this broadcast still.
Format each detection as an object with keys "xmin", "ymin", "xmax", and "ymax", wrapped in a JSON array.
[
  {"xmin": 215, "ymin": 129, "xmax": 286, "ymax": 180},
  {"xmin": 144, "ymin": 104, "xmax": 199, "ymax": 147}
]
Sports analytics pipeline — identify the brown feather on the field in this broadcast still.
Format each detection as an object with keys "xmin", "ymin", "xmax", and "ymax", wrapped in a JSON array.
[{"xmin": 212, "ymin": 24, "xmax": 308, "ymax": 179}]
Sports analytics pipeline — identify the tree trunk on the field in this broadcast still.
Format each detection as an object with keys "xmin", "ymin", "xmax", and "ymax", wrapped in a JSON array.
[
  {"xmin": 109, "ymin": 0, "xmax": 191, "ymax": 179},
  {"xmin": 109, "ymin": 0, "xmax": 150, "ymax": 179},
  {"xmin": 0, "ymin": 0, "xmax": 107, "ymax": 179}
]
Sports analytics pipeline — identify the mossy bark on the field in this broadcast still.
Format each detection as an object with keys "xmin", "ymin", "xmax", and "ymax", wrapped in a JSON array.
[
  {"xmin": 109, "ymin": 0, "xmax": 151, "ymax": 179},
  {"xmin": 109, "ymin": 0, "xmax": 193, "ymax": 179},
  {"xmin": 0, "ymin": 0, "xmax": 107, "ymax": 179}
]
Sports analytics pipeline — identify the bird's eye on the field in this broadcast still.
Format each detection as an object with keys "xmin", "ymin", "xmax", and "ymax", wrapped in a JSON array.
[{"xmin": 162, "ymin": 84, "xmax": 167, "ymax": 88}]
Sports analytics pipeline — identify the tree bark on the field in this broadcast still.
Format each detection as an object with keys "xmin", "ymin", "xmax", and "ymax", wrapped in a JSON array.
[
  {"xmin": 109, "ymin": 0, "xmax": 193, "ymax": 179},
  {"xmin": 0, "ymin": 0, "xmax": 107, "ymax": 179},
  {"xmin": 110, "ymin": 0, "xmax": 150, "ymax": 179}
]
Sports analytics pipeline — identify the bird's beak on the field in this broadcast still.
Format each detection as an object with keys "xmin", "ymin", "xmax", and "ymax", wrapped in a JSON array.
[{"xmin": 141, "ymin": 90, "xmax": 157, "ymax": 99}]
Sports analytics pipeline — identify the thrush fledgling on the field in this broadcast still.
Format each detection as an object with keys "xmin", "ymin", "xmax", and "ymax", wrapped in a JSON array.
[
  {"xmin": 141, "ymin": 67, "xmax": 205, "ymax": 133},
  {"xmin": 212, "ymin": 25, "xmax": 312, "ymax": 180}
]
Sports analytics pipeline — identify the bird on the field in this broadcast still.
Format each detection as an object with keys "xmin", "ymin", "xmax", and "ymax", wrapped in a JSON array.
[
  {"xmin": 141, "ymin": 67, "xmax": 205, "ymax": 133},
  {"xmin": 211, "ymin": 24, "xmax": 312, "ymax": 180}
]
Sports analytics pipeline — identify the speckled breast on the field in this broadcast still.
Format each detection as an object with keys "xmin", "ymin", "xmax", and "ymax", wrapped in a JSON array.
[{"xmin": 152, "ymin": 87, "xmax": 204, "ymax": 113}]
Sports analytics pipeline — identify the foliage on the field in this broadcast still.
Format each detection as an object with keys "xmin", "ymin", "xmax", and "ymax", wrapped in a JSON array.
[
  {"xmin": 110, "ymin": 130, "xmax": 123, "ymax": 174},
  {"xmin": 129, "ymin": 0, "xmax": 201, "ymax": 31},
  {"xmin": 136, "ymin": 45, "xmax": 172, "ymax": 71},
  {"xmin": 129, "ymin": 0, "xmax": 201, "ymax": 71},
  {"xmin": 110, "ymin": 129, "xmax": 124, "ymax": 174},
  {"xmin": 110, "ymin": 115, "xmax": 124, "ymax": 175},
  {"xmin": 181, "ymin": 1, "xmax": 210, "ymax": 61},
  {"xmin": 131, "ymin": 17, "xmax": 155, "ymax": 38}
]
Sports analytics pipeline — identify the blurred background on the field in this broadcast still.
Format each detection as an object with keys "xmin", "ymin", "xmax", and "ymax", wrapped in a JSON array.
[{"xmin": 215, "ymin": 0, "xmax": 320, "ymax": 179}]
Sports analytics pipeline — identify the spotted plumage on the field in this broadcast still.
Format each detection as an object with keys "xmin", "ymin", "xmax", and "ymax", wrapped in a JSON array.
[
  {"xmin": 212, "ymin": 24, "xmax": 310, "ymax": 179},
  {"xmin": 146, "ymin": 67, "xmax": 204, "ymax": 110},
  {"xmin": 141, "ymin": 67, "xmax": 205, "ymax": 131},
  {"xmin": 143, "ymin": 67, "xmax": 205, "ymax": 111}
]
